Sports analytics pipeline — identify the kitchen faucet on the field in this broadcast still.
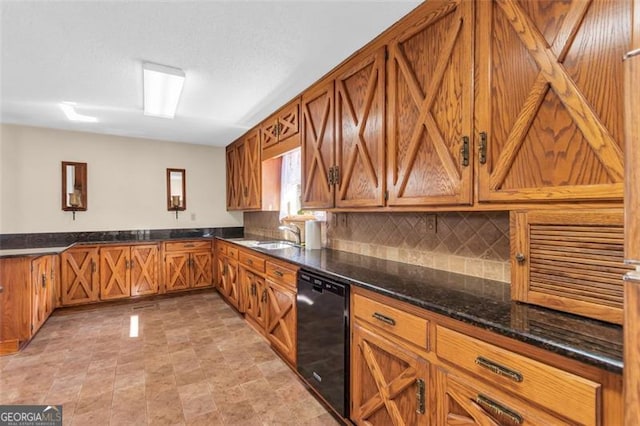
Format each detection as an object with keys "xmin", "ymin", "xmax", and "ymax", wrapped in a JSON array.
[{"xmin": 278, "ymin": 224, "xmax": 301, "ymax": 245}]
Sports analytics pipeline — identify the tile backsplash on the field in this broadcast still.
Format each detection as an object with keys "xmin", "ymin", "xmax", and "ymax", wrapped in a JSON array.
[{"xmin": 244, "ymin": 211, "xmax": 511, "ymax": 283}]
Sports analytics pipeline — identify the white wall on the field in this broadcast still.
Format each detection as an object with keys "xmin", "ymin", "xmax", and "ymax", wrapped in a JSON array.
[{"xmin": 0, "ymin": 124, "xmax": 243, "ymax": 233}]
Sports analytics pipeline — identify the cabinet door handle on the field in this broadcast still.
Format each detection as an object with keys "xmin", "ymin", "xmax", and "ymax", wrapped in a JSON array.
[
  {"xmin": 460, "ymin": 136, "xmax": 469, "ymax": 167},
  {"xmin": 514, "ymin": 253, "xmax": 526, "ymax": 263},
  {"xmin": 372, "ymin": 312, "xmax": 396, "ymax": 326},
  {"xmin": 42, "ymin": 274, "xmax": 47, "ymax": 288},
  {"xmin": 251, "ymin": 283, "xmax": 256, "ymax": 296},
  {"xmin": 475, "ymin": 356, "xmax": 523, "ymax": 382},
  {"xmin": 130, "ymin": 259, "xmax": 135, "ymax": 269},
  {"xmin": 479, "ymin": 131, "xmax": 487, "ymax": 164},
  {"xmin": 261, "ymin": 289, "xmax": 268, "ymax": 303},
  {"xmin": 91, "ymin": 260, "xmax": 96, "ymax": 273},
  {"xmin": 416, "ymin": 378, "xmax": 425, "ymax": 414},
  {"xmin": 0, "ymin": 286, "xmax": 3, "ymax": 293},
  {"xmin": 475, "ymin": 394, "xmax": 523, "ymax": 425},
  {"xmin": 624, "ymin": 48, "xmax": 640, "ymax": 60}
]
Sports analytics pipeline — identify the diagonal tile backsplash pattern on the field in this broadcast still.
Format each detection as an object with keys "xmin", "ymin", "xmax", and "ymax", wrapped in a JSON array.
[{"xmin": 244, "ymin": 211, "xmax": 511, "ymax": 283}]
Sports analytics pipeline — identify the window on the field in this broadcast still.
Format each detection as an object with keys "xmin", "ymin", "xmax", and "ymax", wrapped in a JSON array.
[{"xmin": 279, "ymin": 148, "xmax": 301, "ymax": 221}]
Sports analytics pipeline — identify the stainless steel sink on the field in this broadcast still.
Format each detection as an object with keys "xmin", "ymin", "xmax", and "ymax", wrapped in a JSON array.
[{"xmin": 256, "ymin": 241, "xmax": 296, "ymax": 250}]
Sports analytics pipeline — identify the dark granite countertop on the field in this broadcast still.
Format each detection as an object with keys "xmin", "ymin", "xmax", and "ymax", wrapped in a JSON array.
[
  {"xmin": 219, "ymin": 236, "xmax": 623, "ymax": 374},
  {"xmin": 0, "ymin": 227, "xmax": 244, "ymax": 259}
]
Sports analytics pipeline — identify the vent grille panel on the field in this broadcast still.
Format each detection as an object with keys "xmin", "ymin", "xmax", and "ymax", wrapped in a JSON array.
[{"xmin": 529, "ymin": 224, "xmax": 630, "ymax": 311}]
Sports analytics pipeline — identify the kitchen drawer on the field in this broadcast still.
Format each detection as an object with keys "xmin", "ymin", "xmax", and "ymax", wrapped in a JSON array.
[
  {"xmin": 226, "ymin": 245, "xmax": 238, "ymax": 259},
  {"xmin": 437, "ymin": 369, "xmax": 573, "ymax": 426},
  {"xmin": 239, "ymin": 250, "xmax": 266, "ymax": 272},
  {"xmin": 436, "ymin": 326, "xmax": 600, "ymax": 425},
  {"xmin": 165, "ymin": 240, "xmax": 211, "ymax": 252},
  {"xmin": 266, "ymin": 260, "xmax": 298, "ymax": 288},
  {"xmin": 352, "ymin": 293, "xmax": 428, "ymax": 349},
  {"xmin": 215, "ymin": 242, "xmax": 227, "ymax": 256}
]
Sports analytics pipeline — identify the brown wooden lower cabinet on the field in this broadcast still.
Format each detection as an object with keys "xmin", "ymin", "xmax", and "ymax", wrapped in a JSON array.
[
  {"xmin": 265, "ymin": 278, "xmax": 297, "ymax": 366},
  {"xmin": 351, "ymin": 320, "xmax": 430, "ymax": 426},
  {"xmin": 242, "ymin": 267, "xmax": 267, "ymax": 330},
  {"xmin": 100, "ymin": 244, "xmax": 159, "ymax": 299},
  {"xmin": 130, "ymin": 245, "xmax": 159, "ymax": 296},
  {"xmin": 164, "ymin": 241, "xmax": 213, "ymax": 293},
  {"xmin": 60, "ymin": 246, "xmax": 99, "ymax": 306},
  {"xmin": 31, "ymin": 255, "xmax": 56, "ymax": 333},
  {"xmin": 0, "ymin": 255, "xmax": 57, "ymax": 355},
  {"xmin": 218, "ymin": 255, "xmax": 240, "ymax": 310}
]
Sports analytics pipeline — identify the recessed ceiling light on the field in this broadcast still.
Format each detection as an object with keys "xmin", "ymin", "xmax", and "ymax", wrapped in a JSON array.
[
  {"xmin": 59, "ymin": 102, "xmax": 98, "ymax": 123},
  {"xmin": 143, "ymin": 62, "xmax": 185, "ymax": 119}
]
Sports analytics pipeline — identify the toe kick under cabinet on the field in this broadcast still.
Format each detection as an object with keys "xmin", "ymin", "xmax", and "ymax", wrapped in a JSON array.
[{"xmin": 350, "ymin": 287, "xmax": 623, "ymax": 426}]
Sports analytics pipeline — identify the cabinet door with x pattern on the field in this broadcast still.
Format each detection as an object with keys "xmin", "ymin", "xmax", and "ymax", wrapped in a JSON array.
[
  {"xmin": 351, "ymin": 321, "xmax": 430, "ymax": 426},
  {"xmin": 242, "ymin": 129, "xmax": 261, "ymax": 210},
  {"xmin": 335, "ymin": 46, "xmax": 386, "ymax": 208},
  {"xmin": 301, "ymin": 78, "xmax": 335, "ymax": 209},
  {"xmin": 387, "ymin": 0, "xmax": 474, "ymax": 207},
  {"xmin": 165, "ymin": 252, "xmax": 190, "ymax": 292},
  {"xmin": 476, "ymin": 0, "xmax": 629, "ymax": 202},
  {"xmin": 266, "ymin": 279, "xmax": 297, "ymax": 366},
  {"xmin": 191, "ymin": 250, "xmax": 212, "ymax": 288},
  {"xmin": 130, "ymin": 244, "xmax": 159, "ymax": 296},
  {"xmin": 99, "ymin": 245, "xmax": 131, "ymax": 300},
  {"xmin": 61, "ymin": 247, "xmax": 99, "ymax": 306}
]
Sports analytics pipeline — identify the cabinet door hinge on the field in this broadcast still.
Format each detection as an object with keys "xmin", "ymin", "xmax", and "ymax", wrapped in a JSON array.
[
  {"xmin": 479, "ymin": 132, "xmax": 487, "ymax": 165},
  {"xmin": 460, "ymin": 136, "xmax": 470, "ymax": 167}
]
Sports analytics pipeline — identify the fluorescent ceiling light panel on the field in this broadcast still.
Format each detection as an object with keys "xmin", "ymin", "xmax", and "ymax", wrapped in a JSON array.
[
  {"xmin": 143, "ymin": 62, "xmax": 185, "ymax": 119},
  {"xmin": 59, "ymin": 102, "xmax": 98, "ymax": 123}
]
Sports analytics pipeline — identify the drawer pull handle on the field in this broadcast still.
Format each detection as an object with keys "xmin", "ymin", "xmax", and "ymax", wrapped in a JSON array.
[
  {"xmin": 475, "ymin": 356, "xmax": 523, "ymax": 382},
  {"xmin": 372, "ymin": 312, "xmax": 396, "ymax": 326},
  {"xmin": 416, "ymin": 378, "xmax": 425, "ymax": 414},
  {"xmin": 273, "ymin": 270, "xmax": 284, "ymax": 277},
  {"xmin": 247, "ymin": 259, "xmax": 253, "ymax": 265},
  {"xmin": 624, "ymin": 48, "xmax": 640, "ymax": 60},
  {"xmin": 475, "ymin": 394, "xmax": 523, "ymax": 425},
  {"xmin": 184, "ymin": 244, "xmax": 195, "ymax": 248}
]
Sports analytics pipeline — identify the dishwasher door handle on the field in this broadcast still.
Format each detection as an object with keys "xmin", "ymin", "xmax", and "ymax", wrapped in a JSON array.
[{"xmin": 312, "ymin": 285, "xmax": 324, "ymax": 293}]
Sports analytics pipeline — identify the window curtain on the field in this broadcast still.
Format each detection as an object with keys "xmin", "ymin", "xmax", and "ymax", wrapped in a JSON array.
[{"xmin": 279, "ymin": 148, "xmax": 301, "ymax": 221}]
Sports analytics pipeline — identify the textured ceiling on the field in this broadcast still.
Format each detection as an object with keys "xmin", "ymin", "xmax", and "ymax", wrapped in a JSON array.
[{"xmin": 0, "ymin": 1, "xmax": 420, "ymax": 146}]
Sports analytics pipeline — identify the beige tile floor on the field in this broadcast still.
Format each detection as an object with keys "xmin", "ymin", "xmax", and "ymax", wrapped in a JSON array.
[{"xmin": 0, "ymin": 291, "xmax": 340, "ymax": 425}]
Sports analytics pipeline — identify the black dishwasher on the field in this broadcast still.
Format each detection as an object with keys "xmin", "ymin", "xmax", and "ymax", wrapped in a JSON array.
[{"xmin": 297, "ymin": 268, "xmax": 350, "ymax": 418}]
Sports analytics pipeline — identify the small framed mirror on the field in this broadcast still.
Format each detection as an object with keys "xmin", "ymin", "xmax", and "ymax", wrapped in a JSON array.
[
  {"xmin": 167, "ymin": 168, "xmax": 186, "ymax": 211},
  {"xmin": 61, "ymin": 161, "xmax": 87, "ymax": 211}
]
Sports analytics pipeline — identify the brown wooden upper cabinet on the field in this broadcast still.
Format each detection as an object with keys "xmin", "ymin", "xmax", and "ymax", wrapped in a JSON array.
[
  {"xmin": 226, "ymin": 128, "xmax": 261, "ymax": 210},
  {"xmin": 261, "ymin": 98, "xmax": 301, "ymax": 160},
  {"xmin": 302, "ymin": 47, "xmax": 386, "ymax": 209},
  {"xmin": 301, "ymin": 78, "xmax": 335, "ymax": 209},
  {"xmin": 476, "ymin": 0, "xmax": 628, "ymax": 203},
  {"xmin": 387, "ymin": 0, "xmax": 474, "ymax": 207},
  {"xmin": 231, "ymin": 0, "xmax": 631, "ymax": 210}
]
